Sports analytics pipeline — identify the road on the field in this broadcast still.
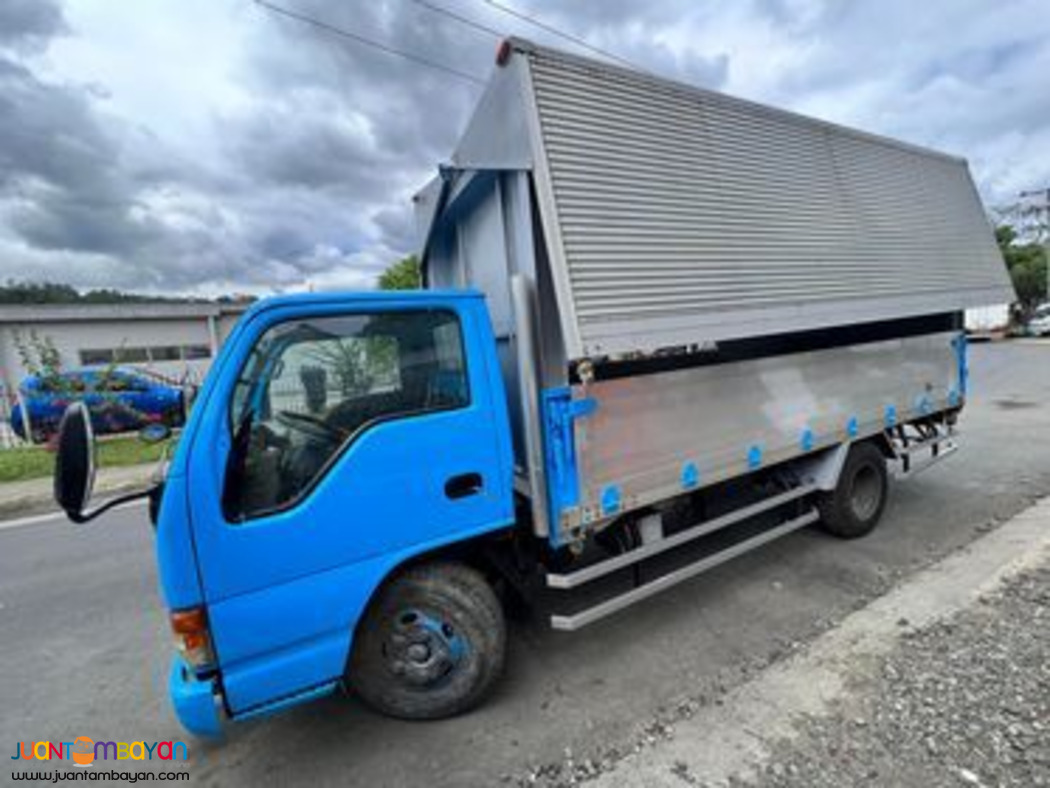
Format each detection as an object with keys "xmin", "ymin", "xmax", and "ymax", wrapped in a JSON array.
[{"xmin": 3, "ymin": 340, "xmax": 1050, "ymax": 787}]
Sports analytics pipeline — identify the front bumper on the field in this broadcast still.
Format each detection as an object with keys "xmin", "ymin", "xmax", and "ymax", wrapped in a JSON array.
[{"xmin": 169, "ymin": 657, "xmax": 223, "ymax": 738}]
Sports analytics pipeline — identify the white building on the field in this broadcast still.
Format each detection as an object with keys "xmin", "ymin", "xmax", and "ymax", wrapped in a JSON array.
[{"xmin": 0, "ymin": 302, "xmax": 248, "ymax": 391}]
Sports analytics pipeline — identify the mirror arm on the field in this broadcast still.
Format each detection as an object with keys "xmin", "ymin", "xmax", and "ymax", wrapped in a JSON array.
[{"xmin": 67, "ymin": 487, "xmax": 156, "ymax": 524}]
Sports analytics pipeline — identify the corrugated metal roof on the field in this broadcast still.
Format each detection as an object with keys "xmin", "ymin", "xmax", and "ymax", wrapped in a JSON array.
[
  {"xmin": 517, "ymin": 41, "xmax": 1015, "ymax": 358},
  {"xmin": 0, "ymin": 302, "xmax": 249, "ymax": 324}
]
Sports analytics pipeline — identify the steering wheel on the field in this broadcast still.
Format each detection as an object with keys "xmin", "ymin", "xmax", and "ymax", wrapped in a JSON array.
[{"xmin": 275, "ymin": 410, "xmax": 345, "ymax": 442}]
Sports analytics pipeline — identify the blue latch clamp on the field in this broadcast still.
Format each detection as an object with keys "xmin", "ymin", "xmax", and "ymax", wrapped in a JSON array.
[
  {"xmin": 952, "ymin": 332, "xmax": 968, "ymax": 400},
  {"xmin": 885, "ymin": 404, "xmax": 898, "ymax": 428},
  {"xmin": 681, "ymin": 461, "xmax": 700, "ymax": 489},
  {"xmin": 542, "ymin": 388, "xmax": 598, "ymax": 547}
]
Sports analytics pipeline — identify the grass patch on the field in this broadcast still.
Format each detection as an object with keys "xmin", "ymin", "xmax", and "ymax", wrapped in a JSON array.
[{"xmin": 0, "ymin": 435, "xmax": 167, "ymax": 484}]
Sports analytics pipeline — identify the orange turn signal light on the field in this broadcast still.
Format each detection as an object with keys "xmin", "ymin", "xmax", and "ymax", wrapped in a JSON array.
[
  {"xmin": 170, "ymin": 607, "xmax": 214, "ymax": 670},
  {"xmin": 170, "ymin": 608, "xmax": 207, "ymax": 635}
]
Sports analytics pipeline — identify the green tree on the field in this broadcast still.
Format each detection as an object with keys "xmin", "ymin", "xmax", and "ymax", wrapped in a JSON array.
[
  {"xmin": 996, "ymin": 225, "xmax": 1048, "ymax": 314},
  {"xmin": 0, "ymin": 279, "xmax": 211, "ymax": 305},
  {"xmin": 378, "ymin": 255, "xmax": 421, "ymax": 290},
  {"xmin": 13, "ymin": 330, "xmax": 65, "ymax": 390}
]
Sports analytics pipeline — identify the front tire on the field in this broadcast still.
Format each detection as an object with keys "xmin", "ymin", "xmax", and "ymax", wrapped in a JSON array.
[
  {"xmin": 817, "ymin": 442, "xmax": 889, "ymax": 539},
  {"xmin": 349, "ymin": 562, "xmax": 505, "ymax": 720}
]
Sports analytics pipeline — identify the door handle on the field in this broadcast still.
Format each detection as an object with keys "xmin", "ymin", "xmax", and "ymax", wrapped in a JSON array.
[{"xmin": 445, "ymin": 472, "xmax": 483, "ymax": 500}]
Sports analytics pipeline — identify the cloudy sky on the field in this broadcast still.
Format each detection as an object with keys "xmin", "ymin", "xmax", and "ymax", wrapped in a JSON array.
[{"xmin": 1, "ymin": 0, "xmax": 1048, "ymax": 296}]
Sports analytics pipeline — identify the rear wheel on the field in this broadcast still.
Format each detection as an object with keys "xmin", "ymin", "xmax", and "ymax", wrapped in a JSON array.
[
  {"xmin": 817, "ymin": 442, "xmax": 889, "ymax": 539},
  {"xmin": 349, "ymin": 562, "xmax": 505, "ymax": 720}
]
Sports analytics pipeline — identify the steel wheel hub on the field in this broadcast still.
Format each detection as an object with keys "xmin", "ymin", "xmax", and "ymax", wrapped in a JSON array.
[{"xmin": 385, "ymin": 609, "xmax": 466, "ymax": 687}]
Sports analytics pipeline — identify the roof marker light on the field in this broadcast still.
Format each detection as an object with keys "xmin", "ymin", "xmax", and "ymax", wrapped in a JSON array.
[{"xmin": 496, "ymin": 39, "xmax": 512, "ymax": 66}]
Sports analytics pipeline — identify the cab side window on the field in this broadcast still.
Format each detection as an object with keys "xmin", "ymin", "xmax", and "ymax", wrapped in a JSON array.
[{"xmin": 224, "ymin": 310, "xmax": 469, "ymax": 521}]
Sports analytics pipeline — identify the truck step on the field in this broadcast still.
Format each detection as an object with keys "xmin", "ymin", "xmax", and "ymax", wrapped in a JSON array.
[
  {"xmin": 893, "ymin": 432, "xmax": 950, "ymax": 456},
  {"xmin": 549, "ymin": 508, "xmax": 819, "ymax": 631},
  {"xmin": 890, "ymin": 426, "xmax": 958, "ymax": 479},
  {"xmin": 546, "ymin": 483, "xmax": 817, "ymax": 590},
  {"xmin": 893, "ymin": 438, "xmax": 958, "ymax": 479}
]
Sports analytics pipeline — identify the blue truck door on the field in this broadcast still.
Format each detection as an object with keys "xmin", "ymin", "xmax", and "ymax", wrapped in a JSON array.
[{"xmin": 184, "ymin": 296, "xmax": 514, "ymax": 714}]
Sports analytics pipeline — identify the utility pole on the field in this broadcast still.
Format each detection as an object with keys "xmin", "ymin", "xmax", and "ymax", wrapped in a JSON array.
[{"xmin": 1019, "ymin": 188, "xmax": 1050, "ymax": 304}]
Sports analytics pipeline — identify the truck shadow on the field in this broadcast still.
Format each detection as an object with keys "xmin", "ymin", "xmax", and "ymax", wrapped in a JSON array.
[{"xmin": 197, "ymin": 525, "xmax": 899, "ymax": 785}]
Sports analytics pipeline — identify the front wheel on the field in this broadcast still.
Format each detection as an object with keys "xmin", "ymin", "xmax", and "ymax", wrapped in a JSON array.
[
  {"xmin": 349, "ymin": 562, "xmax": 506, "ymax": 720},
  {"xmin": 817, "ymin": 441, "xmax": 889, "ymax": 539}
]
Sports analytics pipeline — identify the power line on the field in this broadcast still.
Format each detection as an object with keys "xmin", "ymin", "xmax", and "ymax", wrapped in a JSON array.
[
  {"xmin": 479, "ymin": 0, "xmax": 641, "ymax": 71},
  {"xmin": 253, "ymin": 0, "xmax": 485, "ymax": 85},
  {"xmin": 406, "ymin": 0, "xmax": 504, "ymax": 40}
]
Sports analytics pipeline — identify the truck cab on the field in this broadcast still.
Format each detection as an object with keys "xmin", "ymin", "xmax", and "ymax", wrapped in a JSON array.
[{"xmin": 156, "ymin": 291, "xmax": 515, "ymax": 734}]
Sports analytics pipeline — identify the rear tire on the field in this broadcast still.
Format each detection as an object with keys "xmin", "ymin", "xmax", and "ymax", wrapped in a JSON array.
[
  {"xmin": 817, "ymin": 442, "xmax": 889, "ymax": 539},
  {"xmin": 349, "ymin": 562, "xmax": 505, "ymax": 720}
]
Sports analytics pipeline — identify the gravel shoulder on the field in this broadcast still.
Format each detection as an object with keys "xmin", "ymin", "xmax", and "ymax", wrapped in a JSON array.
[
  {"xmin": 737, "ymin": 558, "xmax": 1050, "ymax": 788},
  {"xmin": 569, "ymin": 495, "xmax": 1050, "ymax": 788}
]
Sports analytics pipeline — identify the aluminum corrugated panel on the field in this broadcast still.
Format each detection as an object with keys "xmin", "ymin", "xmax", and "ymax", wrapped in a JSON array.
[
  {"xmin": 568, "ymin": 331, "xmax": 957, "ymax": 533},
  {"xmin": 525, "ymin": 46, "xmax": 1014, "ymax": 358}
]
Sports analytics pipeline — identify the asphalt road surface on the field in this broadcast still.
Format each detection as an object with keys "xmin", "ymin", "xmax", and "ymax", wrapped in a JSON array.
[{"xmin": 3, "ymin": 340, "xmax": 1050, "ymax": 788}]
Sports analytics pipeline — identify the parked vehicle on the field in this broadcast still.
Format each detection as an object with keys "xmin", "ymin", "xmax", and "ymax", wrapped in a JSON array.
[
  {"xmin": 964, "ymin": 304, "xmax": 1011, "ymax": 340},
  {"xmin": 1027, "ymin": 303, "xmax": 1050, "ymax": 336},
  {"xmin": 53, "ymin": 39, "xmax": 1015, "ymax": 738},
  {"xmin": 12, "ymin": 367, "xmax": 185, "ymax": 443}
]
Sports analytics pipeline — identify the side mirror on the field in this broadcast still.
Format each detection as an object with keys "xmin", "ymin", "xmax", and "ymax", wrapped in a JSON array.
[
  {"xmin": 54, "ymin": 402, "xmax": 96, "ymax": 521},
  {"xmin": 53, "ymin": 401, "xmax": 154, "ymax": 524},
  {"xmin": 139, "ymin": 422, "xmax": 172, "ymax": 444}
]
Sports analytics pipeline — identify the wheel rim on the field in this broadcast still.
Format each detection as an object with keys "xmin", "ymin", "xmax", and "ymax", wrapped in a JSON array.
[
  {"xmin": 849, "ymin": 464, "xmax": 882, "ymax": 521},
  {"xmin": 383, "ymin": 608, "xmax": 467, "ymax": 688}
]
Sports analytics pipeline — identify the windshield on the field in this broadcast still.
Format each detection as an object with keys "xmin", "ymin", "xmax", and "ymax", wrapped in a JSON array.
[
  {"xmin": 1033, "ymin": 304, "xmax": 1050, "ymax": 319},
  {"xmin": 223, "ymin": 309, "xmax": 469, "ymax": 521}
]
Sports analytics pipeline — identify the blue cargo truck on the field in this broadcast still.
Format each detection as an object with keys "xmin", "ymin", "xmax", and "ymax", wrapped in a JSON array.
[{"xmin": 53, "ymin": 40, "xmax": 1014, "ymax": 737}]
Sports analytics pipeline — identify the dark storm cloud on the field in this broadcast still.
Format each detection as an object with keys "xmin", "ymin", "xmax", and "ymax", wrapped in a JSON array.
[
  {"xmin": 0, "ymin": 17, "xmax": 157, "ymax": 258},
  {"xmin": 240, "ymin": 0, "xmax": 730, "ymax": 184},
  {"xmin": 0, "ymin": 50, "xmax": 251, "ymax": 289},
  {"xmin": 373, "ymin": 206, "xmax": 417, "ymax": 253},
  {"xmin": 225, "ymin": 0, "xmax": 730, "ymax": 288},
  {"xmin": 0, "ymin": 0, "xmax": 733, "ymax": 294},
  {"xmin": 0, "ymin": 0, "xmax": 68, "ymax": 50},
  {"xmin": 0, "ymin": 0, "xmax": 390, "ymax": 291},
  {"xmin": 230, "ymin": 104, "xmax": 402, "ymax": 193},
  {"xmin": 241, "ymin": 0, "xmax": 487, "ymax": 167},
  {"xmin": 212, "ymin": 0, "xmax": 503, "ymax": 286}
]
